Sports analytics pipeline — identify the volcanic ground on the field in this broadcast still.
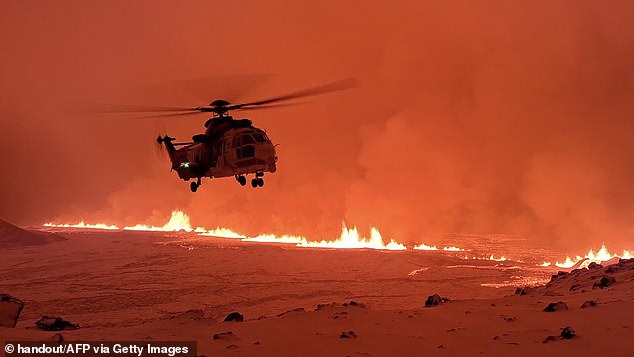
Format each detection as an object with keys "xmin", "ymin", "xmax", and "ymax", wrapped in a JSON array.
[{"xmin": 1, "ymin": 224, "xmax": 633, "ymax": 356}]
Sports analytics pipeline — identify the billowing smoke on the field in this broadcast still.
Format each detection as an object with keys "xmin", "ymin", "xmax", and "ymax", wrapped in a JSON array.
[{"xmin": 1, "ymin": 1, "xmax": 632, "ymax": 252}]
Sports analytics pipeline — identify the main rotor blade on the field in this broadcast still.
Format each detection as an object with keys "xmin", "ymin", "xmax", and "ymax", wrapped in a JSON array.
[
  {"xmin": 136, "ymin": 111, "xmax": 204, "ymax": 119},
  {"xmin": 96, "ymin": 104, "xmax": 198, "ymax": 113},
  {"xmin": 232, "ymin": 102, "xmax": 306, "ymax": 111},
  {"xmin": 228, "ymin": 77, "xmax": 357, "ymax": 110}
]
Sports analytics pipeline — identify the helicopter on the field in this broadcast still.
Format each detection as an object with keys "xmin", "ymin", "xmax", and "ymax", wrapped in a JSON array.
[{"xmin": 106, "ymin": 79, "xmax": 354, "ymax": 192}]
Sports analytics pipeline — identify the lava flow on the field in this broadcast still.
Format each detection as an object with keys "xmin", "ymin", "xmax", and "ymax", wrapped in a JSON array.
[
  {"xmin": 42, "ymin": 211, "xmax": 633, "ymax": 260},
  {"xmin": 43, "ymin": 210, "xmax": 406, "ymax": 251},
  {"xmin": 549, "ymin": 245, "xmax": 633, "ymax": 269},
  {"xmin": 43, "ymin": 222, "xmax": 120, "ymax": 230}
]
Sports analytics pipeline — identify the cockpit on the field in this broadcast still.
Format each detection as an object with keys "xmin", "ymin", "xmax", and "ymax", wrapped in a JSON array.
[{"xmin": 234, "ymin": 130, "xmax": 270, "ymax": 159}]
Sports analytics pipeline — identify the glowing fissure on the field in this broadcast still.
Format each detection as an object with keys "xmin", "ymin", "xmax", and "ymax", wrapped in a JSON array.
[
  {"xmin": 42, "ymin": 211, "xmax": 406, "ymax": 250},
  {"xmin": 124, "ymin": 211, "xmax": 196, "ymax": 232},
  {"xmin": 297, "ymin": 225, "xmax": 406, "ymax": 250},
  {"xmin": 549, "ymin": 244, "xmax": 633, "ymax": 268},
  {"xmin": 42, "ymin": 211, "xmax": 633, "ymax": 258},
  {"xmin": 412, "ymin": 244, "xmax": 467, "ymax": 251},
  {"xmin": 199, "ymin": 227, "xmax": 246, "ymax": 239},
  {"xmin": 43, "ymin": 222, "xmax": 120, "ymax": 230}
]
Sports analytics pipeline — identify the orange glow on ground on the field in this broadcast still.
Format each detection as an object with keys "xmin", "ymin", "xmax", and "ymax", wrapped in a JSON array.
[
  {"xmin": 123, "ymin": 211, "xmax": 197, "ymax": 232},
  {"xmin": 199, "ymin": 227, "xmax": 247, "ymax": 239},
  {"xmin": 413, "ymin": 243, "xmax": 438, "ymax": 251},
  {"xmin": 297, "ymin": 225, "xmax": 406, "ymax": 250},
  {"xmin": 413, "ymin": 243, "xmax": 467, "ymax": 252},
  {"xmin": 544, "ymin": 244, "xmax": 633, "ymax": 268},
  {"xmin": 43, "ymin": 222, "xmax": 120, "ymax": 230},
  {"xmin": 42, "ymin": 212, "xmax": 632, "ymax": 260}
]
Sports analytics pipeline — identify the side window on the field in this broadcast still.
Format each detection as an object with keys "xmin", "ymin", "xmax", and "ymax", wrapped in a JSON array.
[
  {"xmin": 240, "ymin": 145, "xmax": 255, "ymax": 158},
  {"xmin": 241, "ymin": 135, "xmax": 255, "ymax": 144},
  {"xmin": 234, "ymin": 133, "xmax": 257, "ymax": 159}
]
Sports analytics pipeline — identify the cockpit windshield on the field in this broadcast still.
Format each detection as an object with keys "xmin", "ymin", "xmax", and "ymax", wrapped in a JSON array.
[
  {"xmin": 235, "ymin": 132, "xmax": 268, "ymax": 146},
  {"xmin": 252, "ymin": 132, "xmax": 268, "ymax": 142}
]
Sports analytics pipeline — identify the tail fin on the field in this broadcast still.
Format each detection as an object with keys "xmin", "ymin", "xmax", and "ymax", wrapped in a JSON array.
[{"xmin": 157, "ymin": 135, "xmax": 177, "ymax": 160}]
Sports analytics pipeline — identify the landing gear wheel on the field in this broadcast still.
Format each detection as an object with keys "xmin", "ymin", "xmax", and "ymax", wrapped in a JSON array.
[
  {"xmin": 237, "ymin": 176, "xmax": 247, "ymax": 186},
  {"xmin": 251, "ymin": 178, "xmax": 259, "ymax": 188},
  {"xmin": 257, "ymin": 178, "xmax": 264, "ymax": 187},
  {"xmin": 190, "ymin": 181, "xmax": 198, "ymax": 192}
]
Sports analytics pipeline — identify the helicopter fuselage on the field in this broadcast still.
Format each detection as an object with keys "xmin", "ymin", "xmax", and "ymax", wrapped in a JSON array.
[{"xmin": 162, "ymin": 122, "xmax": 277, "ymax": 191}]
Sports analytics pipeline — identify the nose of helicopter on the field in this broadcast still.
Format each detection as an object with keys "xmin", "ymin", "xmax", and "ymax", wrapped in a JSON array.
[{"xmin": 263, "ymin": 142, "xmax": 278, "ymax": 173}]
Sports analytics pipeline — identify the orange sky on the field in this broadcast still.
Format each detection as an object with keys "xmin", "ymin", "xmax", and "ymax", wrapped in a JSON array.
[{"xmin": 1, "ymin": 1, "xmax": 633, "ymax": 251}]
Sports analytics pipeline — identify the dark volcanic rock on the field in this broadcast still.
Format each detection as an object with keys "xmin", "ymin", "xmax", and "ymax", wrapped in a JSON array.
[
  {"xmin": 569, "ymin": 284, "xmax": 581, "ymax": 292},
  {"xmin": 50, "ymin": 334, "xmax": 64, "ymax": 342},
  {"xmin": 276, "ymin": 308, "xmax": 305, "ymax": 317},
  {"xmin": 587, "ymin": 262, "xmax": 603, "ymax": 270},
  {"xmin": 212, "ymin": 331, "xmax": 234, "ymax": 340},
  {"xmin": 605, "ymin": 265, "xmax": 620, "ymax": 273},
  {"xmin": 549, "ymin": 271, "xmax": 568, "ymax": 283},
  {"xmin": 315, "ymin": 302, "xmax": 336, "ymax": 310},
  {"xmin": 0, "ymin": 294, "xmax": 24, "ymax": 328},
  {"xmin": 581, "ymin": 300, "xmax": 598, "ymax": 308},
  {"xmin": 343, "ymin": 300, "xmax": 366, "ymax": 308},
  {"xmin": 340, "ymin": 331, "xmax": 357, "ymax": 339},
  {"xmin": 618, "ymin": 258, "xmax": 634, "ymax": 265},
  {"xmin": 514, "ymin": 287, "xmax": 528, "ymax": 296},
  {"xmin": 35, "ymin": 316, "xmax": 79, "ymax": 331},
  {"xmin": 543, "ymin": 301, "xmax": 568, "ymax": 312},
  {"xmin": 425, "ymin": 294, "xmax": 449, "ymax": 307},
  {"xmin": 542, "ymin": 335, "xmax": 559, "ymax": 343},
  {"xmin": 560, "ymin": 326, "xmax": 576, "ymax": 339},
  {"xmin": 542, "ymin": 327, "xmax": 576, "ymax": 343},
  {"xmin": 223, "ymin": 312, "xmax": 244, "ymax": 322},
  {"xmin": 593, "ymin": 275, "xmax": 616, "ymax": 289},
  {"xmin": 175, "ymin": 309, "xmax": 204, "ymax": 320},
  {"xmin": 332, "ymin": 311, "xmax": 348, "ymax": 320}
]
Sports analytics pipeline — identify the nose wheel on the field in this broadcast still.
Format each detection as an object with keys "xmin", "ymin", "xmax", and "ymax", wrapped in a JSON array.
[
  {"xmin": 252, "ymin": 172, "xmax": 265, "ymax": 188},
  {"xmin": 190, "ymin": 177, "xmax": 201, "ymax": 192},
  {"xmin": 251, "ymin": 178, "xmax": 264, "ymax": 188}
]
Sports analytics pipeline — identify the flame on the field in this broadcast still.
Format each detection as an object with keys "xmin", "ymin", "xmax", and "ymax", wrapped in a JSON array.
[
  {"xmin": 244, "ymin": 234, "xmax": 307, "ymax": 244},
  {"xmin": 45, "ymin": 212, "xmax": 631, "ymax": 259},
  {"xmin": 123, "ymin": 210, "xmax": 195, "ymax": 232},
  {"xmin": 547, "ymin": 244, "xmax": 632, "ymax": 268},
  {"xmin": 298, "ymin": 225, "xmax": 406, "ymax": 250},
  {"xmin": 413, "ymin": 243, "xmax": 438, "ymax": 251},
  {"xmin": 413, "ymin": 243, "xmax": 467, "ymax": 252},
  {"xmin": 43, "ymin": 222, "xmax": 120, "ymax": 230},
  {"xmin": 443, "ymin": 246, "xmax": 465, "ymax": 252},
  {"xmin": 468, "ymin": 255, "xmax": 508, "ymax": 262},
  {"xmin": 227, "ymin": 224, "xmax": 407, "ymax": 250},
  {"xmin": 199, "ymin": 227, "xmax": 247, "ymax": 239},
  {"xmin": 43, "ymin": 211, "xmax": 407, "ymax": 251},
  {"xmin": 487, "ymin": 255, "xmax": 507, "ymax": 262}
]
